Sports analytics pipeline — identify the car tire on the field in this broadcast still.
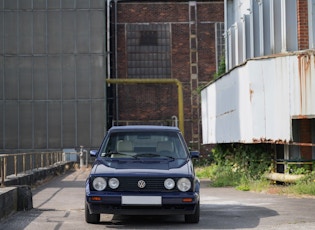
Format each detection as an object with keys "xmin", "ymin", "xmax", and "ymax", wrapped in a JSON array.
[
  {"xmin": 85, "ymin": 203, "xmax": 100, "ymax": 224},
  {"xmin": 184, "ymin": 201, "xmax": 200, "ymax": 223}
]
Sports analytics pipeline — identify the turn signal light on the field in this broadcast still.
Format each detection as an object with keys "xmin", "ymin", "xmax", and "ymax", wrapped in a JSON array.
[
  {"xmin": 91, "ymin": 196, "xmax": 102, "ymax": 201},
  {"xmin": 182, "ymin": 198, "xmax": 193, "ymax": 203}
]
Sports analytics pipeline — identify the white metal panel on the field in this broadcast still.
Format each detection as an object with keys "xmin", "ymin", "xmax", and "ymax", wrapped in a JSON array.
[
  {"xmin": 290, "ymin": 56, "xmax": 302, "ymax": 116},
  {"xmin": 216, "ymin": 70, "xmax": 240, "ymax": 142},
  {"xmin": 246, "ymin": 60, "xmax": 266, "ymax": 140},
  {"xmin": 202, "ymin": 67, "xmax": 252, "ymax": 143},
  {"xmin": 261, "ymin": 57, "xmax": 291, "ymax": 141},
  {"xmin": 291, "ymin": 53, "xmax": 315, "ymax": 116},
  {"xmin": 237, "ymin": 67, "xmax": 253, "ymax": 142},
  {"xmin": 201, "ymin": 52, "xmax": 315, "ymax": 144},
  {"xmin": 225, "ymin": 0, "xmax": 298, "ymax": 71}
]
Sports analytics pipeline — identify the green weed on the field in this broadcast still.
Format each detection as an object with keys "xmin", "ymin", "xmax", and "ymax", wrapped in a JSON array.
[{"xmin": 194, "ymin": 144, "xmax": 315, "ymax": 197}]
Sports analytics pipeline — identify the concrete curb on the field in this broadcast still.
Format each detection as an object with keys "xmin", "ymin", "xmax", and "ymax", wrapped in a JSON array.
[
  {"xmin": 0, "ymin": 162, "xmax": 75, "ymax": 221},
  {"xmin": 0, "ymin": 187, "xmax": 17, "ymax": 220}
]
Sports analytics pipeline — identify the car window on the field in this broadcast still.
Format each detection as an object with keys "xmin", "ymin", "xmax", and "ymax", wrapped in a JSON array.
[{"xmin": 99, "ymin": 131, "xmax": 188, "ymax": 159}]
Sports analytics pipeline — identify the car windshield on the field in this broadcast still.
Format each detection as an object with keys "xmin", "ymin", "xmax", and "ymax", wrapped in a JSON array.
[{"xmin": 99, "ymin": 131, "xmax": 188, "ymax": 159}]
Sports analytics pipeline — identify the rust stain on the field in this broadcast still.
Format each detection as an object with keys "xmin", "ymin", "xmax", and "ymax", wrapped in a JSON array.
[
  {"xmin": 252, "ymin": 138, "xmax": 315, "ymax": 146},
  {"xmin": 252, "ymin": 138, "xmax": 288, "ymax": 144},
  {"xmin": 294, "ymin": 115, "xmax": 308, "ymax": 119},
  {"xmin": 297, "ymin": 53, "xmax": 312, "ymax": 114},
  {"xmin": 249, "ymin": 88, "xmax": 254, "ymax": 102}
]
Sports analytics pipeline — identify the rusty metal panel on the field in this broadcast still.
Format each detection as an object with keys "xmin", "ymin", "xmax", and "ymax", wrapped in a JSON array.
[
  {"xmin": 292, "ymin": 53, "xmax": 315, "ymax": 116},
  {"xmin": 201, "ymin": 51, "xmax": 315, "ymax": 144}
]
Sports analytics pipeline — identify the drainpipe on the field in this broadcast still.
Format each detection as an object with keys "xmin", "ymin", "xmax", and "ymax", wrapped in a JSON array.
[
  {"xmin": 106, "ymin": 0, "xmax": 111, "ymax": 79},
  {"xmin": 106, "ymin": 0, "xmax": 119, "ymax": 126},
  {"xmin": 114, "ymin": 0, "xmax": 119, "ymax": 124},
  {"xmin": 106, "ymin": 0, "xmax": 111, "ymax": 130},
  {"xmin": 106, "ymin": 78, "xmax": 185, "ymax": 135}
]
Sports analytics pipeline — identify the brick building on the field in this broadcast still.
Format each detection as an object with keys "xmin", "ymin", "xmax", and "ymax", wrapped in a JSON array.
[{"xmin": 106, "ymin": 0, "xmax": 224, "ymax": 151}]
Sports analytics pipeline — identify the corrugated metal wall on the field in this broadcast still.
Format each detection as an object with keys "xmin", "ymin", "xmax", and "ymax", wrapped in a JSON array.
[
  {"xmin": 201, "ymin": 51, "xmax": 315, "ymax": 145},
  {"xmin": 225, "ymin": 0, "xmax": 298, "ymax": 70},
  {"xmin": 0, "ymin": 0, "xmax": 106, "ymax": 152}
]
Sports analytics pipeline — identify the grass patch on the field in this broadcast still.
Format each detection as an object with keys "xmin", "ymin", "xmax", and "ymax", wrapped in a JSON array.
[
  {"xmin": 283, "ymin": 173, "xmax": 315, "ymax": 196},
  {"xmin": 211, "ymin": 168, "xmax": 242, "ymax": 187},
  {"xmin": 286, "ymin": 182, "xmax": 315, "ymax": 196},
  {"xmin": 195, "ymin": 165, "xmax": 315, "ymax": 197},
  {"xmin": 194, "ymin": 144, "xmax": 315, "ymax": 197},
  {"xmin": 196, "ymin": 164, "xmax": 242, "ymax": 187},
  {"xmin": 195, "ymin": 166, "xmax": 215, "ymax": 179}
]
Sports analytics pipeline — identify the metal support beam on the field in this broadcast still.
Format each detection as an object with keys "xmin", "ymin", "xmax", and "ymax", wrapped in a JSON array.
[{"xmin": 106, "ymin": 78, "xmax": 185, "ymax": 135}]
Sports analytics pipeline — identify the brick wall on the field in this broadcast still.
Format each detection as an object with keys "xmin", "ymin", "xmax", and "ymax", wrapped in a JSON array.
[
  {"xmin": 297, "ymin": 0, "xmax": 309, "ymax": 50},
  {"xmin": 110, "ymin": 1, "xmax": 224, "ymax": 148},
  {"xmin": 117, "ymin": 3, "xmax": 189, "ymax": 23}
]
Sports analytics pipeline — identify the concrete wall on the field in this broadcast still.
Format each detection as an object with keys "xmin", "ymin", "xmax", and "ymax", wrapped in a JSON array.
[
  {"xmin": 0, "ymin": 187, "xmax": 17, "ymax": 220},
  {"xmin": 0, "ymin": 161, "xmax": 75, "ymax": 220}
]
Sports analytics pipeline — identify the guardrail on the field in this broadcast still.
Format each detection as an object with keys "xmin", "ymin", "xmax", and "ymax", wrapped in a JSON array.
[
  {"xmin": 273, "ymin": 159, "xmax": 314, "ymax": 173},
  {"xmin": 0, "ymin": 152, "xmax": 64, "ymax": 187}
]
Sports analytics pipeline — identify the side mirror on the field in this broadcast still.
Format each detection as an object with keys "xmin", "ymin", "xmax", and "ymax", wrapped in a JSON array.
[
  {"xmin": 190, "ymin": 151, "xmax": 200, "ymax": 159},
  {"xmin": 90, "ymin": 150, "xmax": 98, "ymax": 157}
]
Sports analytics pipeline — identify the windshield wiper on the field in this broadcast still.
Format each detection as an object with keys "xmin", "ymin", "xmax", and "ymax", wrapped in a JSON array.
[
  {"xmin": 162, "ymin": 155, "xmax": 175, "ymax": 160},
  {"xmin": 135, "ymin": 153, "xmax": 175, "ymax": 160},
  {"xmin": 135, "ymin": 153, "xmax": 161, "ymax": 158},
  {"xmin": 105, "ymin": 151, "xmax": 138, "ymax": 158}
]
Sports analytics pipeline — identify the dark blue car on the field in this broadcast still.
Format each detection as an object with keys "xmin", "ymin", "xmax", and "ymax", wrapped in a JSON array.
[{"xmin": 85, "ymin": 125, "xmax": 200, "ymax": 224}]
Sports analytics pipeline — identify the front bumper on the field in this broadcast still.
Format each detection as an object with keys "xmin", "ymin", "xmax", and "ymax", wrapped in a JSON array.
[{"xmin": 86, "ymin": 192, "xmax": 200, "ymax": 215}]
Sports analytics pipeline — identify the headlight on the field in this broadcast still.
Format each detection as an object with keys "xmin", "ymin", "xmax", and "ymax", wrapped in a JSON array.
[
  {"xmin": 177, "ymin": 178, "xmax": 191, "ymax": 192},
  {"xmin": 164, "ymin": 178, "xmax": 175, "ymax": 190},
  {"xmin": 92, "ymin": 177, "xmax": 107, "ymax": 191},
  {"xmin": 108, "ymin": 178, "xmax": 120, "ymax": 189}
]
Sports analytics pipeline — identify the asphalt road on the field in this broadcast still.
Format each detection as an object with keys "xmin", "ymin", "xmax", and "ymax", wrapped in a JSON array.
[{"xmin": 1, "ymin": 168, "xmax": 315, "ymax": 230}]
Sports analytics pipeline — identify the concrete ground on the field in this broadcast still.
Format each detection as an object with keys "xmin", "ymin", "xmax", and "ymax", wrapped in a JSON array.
[{"xmin": 1, "ymin": 168, "xmax": 315, "ymax": 230}]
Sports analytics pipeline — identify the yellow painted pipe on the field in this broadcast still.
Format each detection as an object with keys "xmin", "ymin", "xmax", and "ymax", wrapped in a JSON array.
[{"xmin": 106, "ymin": 78, "xmax": 184, "ymax": 135}]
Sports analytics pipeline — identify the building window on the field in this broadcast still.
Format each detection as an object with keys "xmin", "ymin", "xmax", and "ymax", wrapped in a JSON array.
[
  {"xmin": 292, "ymin": 118, "xmax": 315, "ymax": 160},
  {"xmin": 127, "ymin": 24, "xmax": 171, "ymax": 79},
  {"xmin": 215, "ymin": 22, "xmax": 225, "ymax": 72},
  {"xmin": 140, "ymin": 31, "xmax": 158, "ymax": 46}
]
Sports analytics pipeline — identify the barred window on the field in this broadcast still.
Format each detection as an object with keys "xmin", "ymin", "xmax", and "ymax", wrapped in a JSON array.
[
  {"xmin": 127, "ymin": 24, "xmax": 171, "ymax": 78},
  {"xmin": 215, "ymin": 22, "xmax": 225, "ymax": 72},
  {"xmin": 140, "ymin": 31, "xmax": 158, "ymax": 46}
]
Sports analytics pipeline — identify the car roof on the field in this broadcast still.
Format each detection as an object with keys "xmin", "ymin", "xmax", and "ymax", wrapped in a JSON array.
[{"xmin": 108, "ymin": 125, "xmax": 180, "ymax": 133}]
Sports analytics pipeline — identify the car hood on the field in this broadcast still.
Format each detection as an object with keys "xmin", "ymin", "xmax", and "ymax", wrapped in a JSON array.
[{"xmin": 90, "ymin": 158, "xmax": 193, "ymax": 176}]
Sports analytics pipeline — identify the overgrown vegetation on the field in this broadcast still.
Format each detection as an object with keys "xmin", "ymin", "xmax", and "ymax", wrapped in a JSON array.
[
  {"xmin": 287, "ymin": 164, "xmax": 312, "ymax": 175},
  {"xmin": 213, "ymin": 56, "xmax": 226, "ymax": 80},
  {"xmin": 195, "ymin": 144, "xmax": 271, "ymax": 189},
  {"xmin": 287, "ymin": 171, "xmax": 315, "ymax": 195},
  {"xmin": 194, "ymin": 144, "xmax": 315, "ymax": 196}
]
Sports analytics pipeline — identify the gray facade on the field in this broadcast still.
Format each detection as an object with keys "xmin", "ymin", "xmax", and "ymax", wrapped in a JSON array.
[{"xmin": 0, "ymin": 0, "xmax": 107, "ymax": 152}]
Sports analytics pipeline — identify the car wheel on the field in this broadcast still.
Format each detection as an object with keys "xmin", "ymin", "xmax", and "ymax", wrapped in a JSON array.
[
  {"xmin": 85, "ymin": 203, "xmax": 100, "ymax": 224},
  {"xmin": 184, "ymin": 201, "xmax": 200, "ymax": 223}
]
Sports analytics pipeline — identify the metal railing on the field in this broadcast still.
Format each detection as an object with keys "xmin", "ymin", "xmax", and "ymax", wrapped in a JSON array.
[
  {"xmin": 273, "ymin": 159, "xmax": 315, "ymax": 173},
  {"xmin": 0, "ymin": 152, "xmax": 64, "ymax": 187}
]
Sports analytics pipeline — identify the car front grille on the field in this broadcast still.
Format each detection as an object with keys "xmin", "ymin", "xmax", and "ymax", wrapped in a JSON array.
[{"xmin": 110, "ymin": 177, "xmax": 179, "ymax": 192}]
